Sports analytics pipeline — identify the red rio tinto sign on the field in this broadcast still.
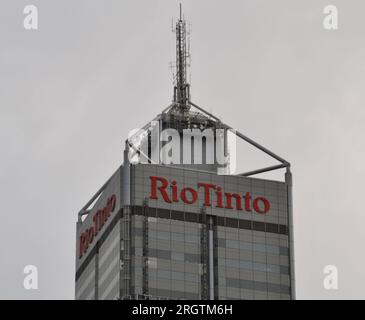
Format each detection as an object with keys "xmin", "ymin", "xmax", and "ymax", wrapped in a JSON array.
[
  {"xmin": 149, "ymin": 176, "xmax": 270, "ymax": 214},
  {"xmin": 79, "ymin": 194, "xmax": 116, "ymax": 258}
]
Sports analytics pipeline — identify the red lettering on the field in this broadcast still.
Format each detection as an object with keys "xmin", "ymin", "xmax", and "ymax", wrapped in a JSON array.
[
  {"xmin": 79, "ymin": 234, "xmax": 86, "ymax": 258},
  {"xmin": 181, "ymin": 187, "xmax": 198, "ymax": 204},
  {"xmin": 224, "ymin": 193, "xmax": 243, "ymax": 210},
  {"xmin": 253, "ymin": 197, "xmax": 270, "ymax": 214},
  {"xmin": 197, "ymin": 183, "xmax": 216, "ymax": 206},
  {"xmin": 109, "ymin": 194, "xmax": 116, "ymax": 214},
  {"xmin": 93, "ymin": 214, "xmax": 99, "ymax": 236},
  {"xmin": 244, "ymin": 192, "xmax": 252, "ymax": 212},
  {"xmin": 102, "ymin": 208, "xmax": 107, "ymax": 226},
  {"xmin": 96, "ymin": 209, "xmax": 102, "ymax": 228},
  {"xmin": 147, "ymin": 176, "xmax": 271, "ymax": 216},
  {"xmin": 88, "ymin": 228, "xmax": 94, "ymax": 244},
  {"xmin": 79, "ymin": 194, "xmax": 117, "ymax": 259},
  {"xmin": 150, "ymin": 176, "xmax": 171, "ymax": 203},
  {"xmin": 171, "ymin": 181, "xmax": 179, "ymax": 202},
  {"xmin": 216, "ymin": 187, "xmax": 223, "ymax": 208}
]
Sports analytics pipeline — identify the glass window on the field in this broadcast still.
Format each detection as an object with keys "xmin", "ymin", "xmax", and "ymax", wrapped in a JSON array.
[
  {"xmin": 239, "ymin": 260, "xmax": 253, "ymax": 270},
  {"xmin": 135, "ymin": 248, "xmax": 143, "ymax": 256},
  {"xmin": 280, "ymin": 266, "xmax": 290, "ymax": 275},
  {"xmin": 185, "ymin": 273, "xmax": 199, "ymax": 283},
  {"xmin": 226, "ymin": 240, "xmax": 239, "ymax": 249},
  {"xmin": 267, "ymin": 264, "xmax": 280, "ymax": 274},
  {"xmin": 239, "ymin": 242, "xmax": 252, "ymax": 251},
  {"xmin": 217, "ymin": 238, "xmax": 226, "ymax": 247},
  {"xmin": 239, "ymin": 219, "xmax": 252, "ymax": 229},
  {"xmin": 148, "ymin": 257, "xmax": 157, "ymax": 269},
  {"xmin": 266, "ymin": 223, "xmax": 278, "ymax": 233},
  {"xmin": 252, "ymin": 221, "xmax": 265, "ymax": 232},
  {"xmin": 185, "ymin": 212, "xmax": 197, "ymax": 222},
  {"xmin": 157, "ymin": 231, "xmax": 170, "ymax": 240},
  {"xmin": 157, "ymin": 249, "xmax": 171, "ymax": 260},
  {"xmin": 279, "ymin": 246, "xmax": 289, "ymax": 255},
  {"xmin": 267, "ymin": 245, "xmax": 280, "ymax": 254},
  {"xmin": 157, "ymin": 209, "xmax": 170, "ymax": 219},
  {"xmin": 157, "ymin": 270, "xmax": 171, "ymax": 279},
  {"xmin": 171, "ymin": 271, "xmax": 185, "ymax": 281},
  {"xmin": 171, "ymin": 233, "xmax": 184, "ymax": 242},
  {"xmin": 217, "ymin": 216, "xmax": 225, "ymax": 226},
  {"xmin": 186, "ymin": 235, "xmax": 199, "ymax": 244},
  {"xmin": 226, "ymin": 259, "xmax": 240, "ymax": 268},
  {"xmin": 171, "ymin": 210, "xmax": 184, "ymax": 221},
  {"xmin": 226, "ymin": 218, "xmax": 238, "ymax": 228},
  {"xmin": 171, "ymin": 252, "xmax": 184, "ymax": 261},
  {"xmin": 253, "ymin": 243, "xmax": 266, "ymax": 253},
  {"xmin": 279, "ymin": 225, "xmax": 288, "ymax": 235},
  {"xmin": 253, "ymin": 262, "xmax": 267, "ymax": 272},
  {"xmin": 185, "ymin": 253, "xmax": 198, "ymax": 263}
]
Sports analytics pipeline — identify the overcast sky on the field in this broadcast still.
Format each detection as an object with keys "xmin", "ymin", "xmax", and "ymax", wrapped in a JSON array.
[{"xmin": 1, "ymin": 0, "xmax": 364, "ymax": 299}]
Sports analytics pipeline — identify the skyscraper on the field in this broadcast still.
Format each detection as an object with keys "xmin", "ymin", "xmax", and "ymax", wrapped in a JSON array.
[{"xmin": 75, "ymin": 6, "xmax": 295, "ymax": 300}]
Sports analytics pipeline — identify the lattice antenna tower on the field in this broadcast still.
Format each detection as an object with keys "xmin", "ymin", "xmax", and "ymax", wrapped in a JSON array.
[{"xmin": 172, "ymin": 4, "xmax": 191, "ymax": 110}]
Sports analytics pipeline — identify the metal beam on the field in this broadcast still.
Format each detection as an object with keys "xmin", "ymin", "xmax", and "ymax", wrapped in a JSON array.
[
  {"xmin": 189, "ymin": 100, "xmax": 290, "ymax": 165},
  {"xmin": 229, "ymin": 128, "xmax": 289, "ymax": 165},
  {"xmin": 127, "ymin": 141, "xmax": 156, "ymax": 165},
  {"xmin": 188, "ymin": 100, "xmax": 221, "ymax": 122},
  {"xmin": 285, "ymin": 166, "xmax": 296, "ymax": 300},
  {"xmin": 78, "ymin": 167, "xmax": 121, "ymax": 218},
  {"xmin": 78, "ymin": 177, "xmax": 111, "ymax": 218},
  {"xmin": 161, "ymin": 102, "xmax": 176, "ymax": 114},
  {"xmin": 239, "ymin": 164, "xmax": 287, "ymax": 177}
]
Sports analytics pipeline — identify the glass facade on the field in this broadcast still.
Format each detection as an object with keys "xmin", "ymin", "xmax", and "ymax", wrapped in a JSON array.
[
  {"xmin": 75, "ymin": 164, "xmax": 294, "ymax": 300},
  {"xmin": 131, "ymin": 216, "xmax": 203, "ymax": 299},
  {"xmin": 216, "ymin": 226, "xmax": 290, "ymax": 299},
  {"xmin": 126, "ymin": 206, "xmax": 291, "ymax": 300},
  {"xmin": 125, "ymin": 164, "xmax": 293, "ymax": 300}
]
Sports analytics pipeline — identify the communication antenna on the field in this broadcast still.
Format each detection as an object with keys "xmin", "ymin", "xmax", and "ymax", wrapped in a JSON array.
[{"xmin": 172, "ymin": 3, "xmax": 191, "ymax": 109}]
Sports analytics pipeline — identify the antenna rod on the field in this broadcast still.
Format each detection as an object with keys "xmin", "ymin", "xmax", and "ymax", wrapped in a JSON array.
[{"xmin": 173, "ymin": 4, "xmax": 190, "ymax": 107}]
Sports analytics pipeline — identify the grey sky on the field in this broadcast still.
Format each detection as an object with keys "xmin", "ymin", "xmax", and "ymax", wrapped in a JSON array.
[{"xmin": 0, "ymin": 0, "xmax": 364, "ymax": 299}]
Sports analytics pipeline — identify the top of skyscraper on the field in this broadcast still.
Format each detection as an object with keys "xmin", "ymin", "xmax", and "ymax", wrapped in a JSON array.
[{"xmin": 124, "ymin": 4, "xmax": 290, "ymax": 177}]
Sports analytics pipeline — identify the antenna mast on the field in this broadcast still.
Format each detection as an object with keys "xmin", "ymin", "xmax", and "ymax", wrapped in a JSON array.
[{"xmin": 173, "ymin": 3, "xmax": 190, "ymax": 109}]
